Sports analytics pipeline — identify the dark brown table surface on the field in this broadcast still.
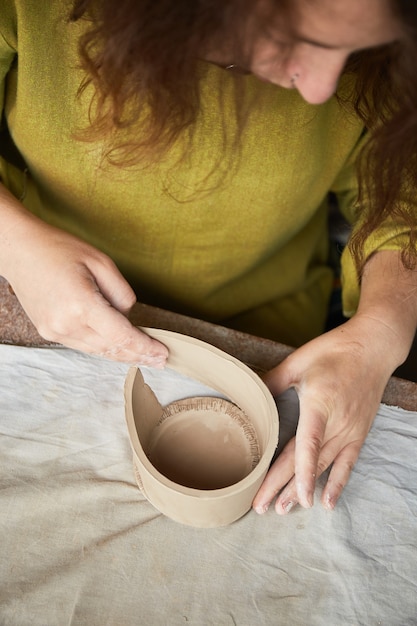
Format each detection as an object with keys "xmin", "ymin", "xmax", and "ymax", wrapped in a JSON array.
[{"xmin": 1, "ymin": 276, "xmax": 416, "ymax": 410}]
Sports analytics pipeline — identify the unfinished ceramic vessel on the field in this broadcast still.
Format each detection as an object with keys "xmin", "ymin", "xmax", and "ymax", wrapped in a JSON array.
[{"xmin": 124, "ymin": 328, "xmax": 279, "ymax": 527}]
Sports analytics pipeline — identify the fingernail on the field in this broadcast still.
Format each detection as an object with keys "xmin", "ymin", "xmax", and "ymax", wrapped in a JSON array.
[
  {"xmin": 254, "ymin": 503, "xmax": 269, "ymax": 515},
  {"xmin": 323, "ymin": 492, "xmax": 336, "ymax": 511},
  {"xmin": 276, "ymin": 500, "xmax": 295, "ymax": 515}
]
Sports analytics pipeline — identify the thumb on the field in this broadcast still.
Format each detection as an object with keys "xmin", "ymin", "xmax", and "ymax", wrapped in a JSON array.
[
  {"xmin": 93, "ymin": 302, "xmax": 169, "ymax": 365},
  {"xmin": 262, "ymin": 357, "xmax": 297, "ymax": 397}
]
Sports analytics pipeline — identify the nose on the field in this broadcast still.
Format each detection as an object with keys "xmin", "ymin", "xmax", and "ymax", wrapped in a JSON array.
[{"xmin": 288, "ymin": 54, "xmax": 348, "ymax": 105}]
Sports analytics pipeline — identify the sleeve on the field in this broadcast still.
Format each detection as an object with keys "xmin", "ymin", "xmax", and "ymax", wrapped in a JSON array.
[
  {"xmin": 330, "ymin": 128, "xmax": 415, "ymax": 318},
  {"xmin": 0, "ymin": 0, "xmax": 18, "ymax": 180}
]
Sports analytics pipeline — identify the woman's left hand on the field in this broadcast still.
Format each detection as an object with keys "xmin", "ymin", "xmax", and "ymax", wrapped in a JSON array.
[
  {"xmin": 253, "ymin": 250, "xmax": 417, "ymax": 515},
  {"xmin": 252, "ymin": 314, "xmax": 402, "ymax": 515}
]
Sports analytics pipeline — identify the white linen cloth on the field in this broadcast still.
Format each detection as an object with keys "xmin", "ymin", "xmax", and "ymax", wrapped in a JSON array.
[{"xmin": 0, "ymin": 345, "xmax": 416, "ymax": 626}]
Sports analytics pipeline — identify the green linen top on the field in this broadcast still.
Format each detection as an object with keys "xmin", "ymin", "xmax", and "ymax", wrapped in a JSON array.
[{"xmin": 0, "ymin": 0, "xmax": 412, "ymax": 346}]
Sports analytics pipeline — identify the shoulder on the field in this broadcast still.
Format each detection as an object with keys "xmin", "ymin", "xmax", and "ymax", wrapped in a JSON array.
[
  {"xmin": 1, "ymin": 0, "xmax": 71, "ymax": 51},
  {"xmin": 0, "ymin": 0, "xmax": 17, "ymax": 51}
]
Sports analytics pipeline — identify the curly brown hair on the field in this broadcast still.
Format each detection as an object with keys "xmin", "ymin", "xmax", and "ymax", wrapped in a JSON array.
[
  {"xmin": 70, "ymin": 0, "xmax": 242, "ymax": 162},
  {"xmin": 70, "ymin": 0, "xmax": 417, "ymax": 272},
  {"xmin": 344, "ymin": 0, "xmax": 417, "ymax": 271}
]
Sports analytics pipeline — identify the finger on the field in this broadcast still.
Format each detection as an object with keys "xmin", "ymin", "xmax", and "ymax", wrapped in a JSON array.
[
  {"xmin": 274, "ymin": 436, "xmax": 339, "ymax": 514},
  {"xmin": 321, "ymin": 442, "xmax": 362, "ymax": 510},
  {"xmin": 85, "ymin": 301, "xmax": 168, "ymax": 364},
  {"xmin": 83, "ymin": 261, "xmax": 169, "ymax": 364},
  {"xmin": 40, "ymin": 282, "xmax": 168, "ymax": 364},
  {"xmin": 44, "ymin": 315, "xmax": 167, "ymax": 366},
  {"xmin": 276, "ymin": 436, "xmax": 362, "ymax": 514},
  {"xmin": 252, "ymin": 439, "xmax": 295, "ymax": 514},
  {"xmin": 294, "ymin": 396, "xmax": 329, "ymax": 508},
  {"xmin": 75, "ymin": 267, "xmax": 168, "ymax": 363},
  {"xmin": 86, "ymin": 255, "xmax": 138, "ymax": 315}
]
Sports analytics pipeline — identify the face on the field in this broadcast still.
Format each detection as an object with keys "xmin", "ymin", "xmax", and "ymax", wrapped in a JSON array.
[{"xmin": 208, "ymin": 0, "xmax": 401, "ymax": 105}]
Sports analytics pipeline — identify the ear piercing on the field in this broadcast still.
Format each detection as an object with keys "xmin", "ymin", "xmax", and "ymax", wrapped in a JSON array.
[{"xmin": 290, "ymin": 73, "xmax": 300, "ymax": 86}]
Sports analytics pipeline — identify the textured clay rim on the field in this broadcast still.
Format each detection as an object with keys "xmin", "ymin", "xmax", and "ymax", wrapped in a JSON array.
[
  {"xmin": 134, "ymin": 397, "xmax": 261, "ymax": 494},
  {"xmin": 155, "ymin": 396, "xmax": 261, "ymax": 470}
]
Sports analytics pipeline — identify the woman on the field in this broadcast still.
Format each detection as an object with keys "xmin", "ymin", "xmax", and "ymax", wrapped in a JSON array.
[{"xmin": 1, "ymin": 0, "xmax": 416, "ymax": 515}]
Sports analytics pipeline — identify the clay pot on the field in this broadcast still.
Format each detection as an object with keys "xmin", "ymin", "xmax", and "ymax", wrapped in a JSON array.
[{"xmin": 124, "ymin": 328, "xmax": 279, "ymax": 527}]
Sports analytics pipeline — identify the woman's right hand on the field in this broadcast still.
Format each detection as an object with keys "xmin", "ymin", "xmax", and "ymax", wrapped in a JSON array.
[{"xmin": 0, "ymin": 185, "xmax": 168, "ymax": 365}]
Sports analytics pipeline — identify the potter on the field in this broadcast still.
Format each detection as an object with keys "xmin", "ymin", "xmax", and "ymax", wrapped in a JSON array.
[{"xmin": 1, "ymin": 0, "xmax": 417, "ymax": 517}]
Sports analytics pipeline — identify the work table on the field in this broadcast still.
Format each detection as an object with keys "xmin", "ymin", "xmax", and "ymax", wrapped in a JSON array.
[
  {"xmin": 1, "ymin": 275, "xmax": 416, "ymax": 410},
  {"xmin": 2, "ymin": 274, "xmax": 417, "ymax": 625}
]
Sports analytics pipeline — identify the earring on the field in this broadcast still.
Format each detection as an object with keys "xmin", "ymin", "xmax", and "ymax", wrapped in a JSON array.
[{"xmin": 290, "ymin": 73, "xmax": 300, "ymax": 86}]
